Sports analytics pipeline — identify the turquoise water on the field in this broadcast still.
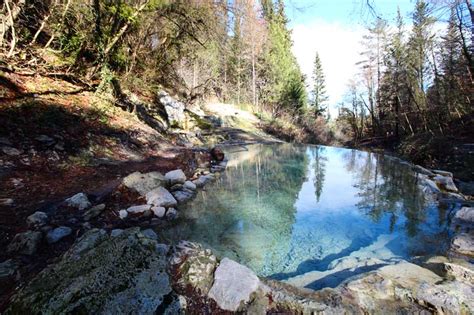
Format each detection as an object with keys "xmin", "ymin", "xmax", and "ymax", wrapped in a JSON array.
[{"xmin": 165, "ymin": 144, "xmax": 459, "ymax": 289}]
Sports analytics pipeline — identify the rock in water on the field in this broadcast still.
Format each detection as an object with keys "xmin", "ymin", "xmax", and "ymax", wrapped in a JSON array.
[
  {"xmin": 46, "ymin": 226, "xmax": 72, "ymax": 244},
  {"xmin": 65, "ymin": 193, "xmax": 91, "ymax": 210},
  {"xmin": 165, "ymin": 169, "xmax": 186, "ymax": 186},
  {"xmin": 122, "ymin": 171, "xmax": 166, "ymax": 196},
  {"xmin": 146, "ymin": 187, "xmax": 177, "ymax": 207},
  {"xmin": 208, "ymin": 258, "xmax": 260, "ymax": 311},
  {"xmin": 210, "ymin": 147, "xmax": 225, "ymax": 162},
  {"xmin": 172, "ymin": 190, "xmax": 194, "ymax": 204},
  {"xmin": 6, "ymin": 228, "xmax": 173, "ymax": 314},
  {"xmin": 7, "ymin": 231, "xmax": 42, "ymax": 255},
  {"xmin": 183, "ymin": 181, "xmax": 196, "ymax": 191}
]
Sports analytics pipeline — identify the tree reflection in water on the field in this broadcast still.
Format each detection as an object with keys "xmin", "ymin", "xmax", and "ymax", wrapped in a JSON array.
[{"xmin": 162, "ymin": 144, "xmax": 459, "ymax": 279}]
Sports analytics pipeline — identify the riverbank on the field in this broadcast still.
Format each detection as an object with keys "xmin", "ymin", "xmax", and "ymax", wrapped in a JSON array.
[{"xmin": 2, "ymin": 152, "xmax": 473, "ymax": 313}]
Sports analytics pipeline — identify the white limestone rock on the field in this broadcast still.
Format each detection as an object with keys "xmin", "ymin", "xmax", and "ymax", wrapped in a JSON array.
[
  {"xmin": 122, "ymin": 171, "xmax": 166, "ymax": 196},
  {"xmin": 65, "ymin": 193, "xmax": 91, "ymax": 210},
  {"xmin": 146, "ymin": 187, "xmax": 177, "ymax": 207},
  {"xmin": 126, "ymin": 204, "xmax": 152, "ymax": 214},
  {"xmin": 208, "ymin": 258, "xmax": 260, "ymax": 311},
  {"xmin": 165, "ymin": 169, "xmax": 186, "ymax": 186}
]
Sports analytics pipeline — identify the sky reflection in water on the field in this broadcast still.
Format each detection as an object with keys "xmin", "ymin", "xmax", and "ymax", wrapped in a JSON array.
[{"xmin": 164, "ymin": 144, "xmax": 457, "ymax": 286}]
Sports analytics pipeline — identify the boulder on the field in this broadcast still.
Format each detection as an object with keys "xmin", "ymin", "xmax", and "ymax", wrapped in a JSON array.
[
  {"xmin": 122, "ymin": 171, "xmax": 166, "ymax": 196},
  {"xmin": 171, "ymin": 241, "xmax": 218, "ymax": 295},
  {"xmin": 46, "ymin": 226, "xmax": 72, "ymax": 244},
  {"xmin": 157, "ymin": 91, "xmax": 186, "ymax": 128},
  {"xmin": 451, "ymin": 207, "xmax": 474, "ymax": 229},
  {"xmin": 65, "ymin": 193, "xmax": 91, "ymax": 210},
  {"xmin": 434, "ymin": 175, "xmax": 458, "ymax": 192},
  {"xmin": 83, "ymin": 204, "xmax": 106, "ymax": 221},
  {"xmin": 151, "ymin": 206, "xmax": 166, "ymax": 218},
  {"xmin": 26, "ymin": 211, "xmax": 48, "ymax": 228},
  {"xmin": 450, "ymin": 233, "xmax": 474, "ymax": 257},
  {"xmin": 340, "ymin": 261, "xmax": 474, "ymax": 314},
  {"xmin": 6, "ymin": 228, "xmax": 174, "ymax": 314},
  {"xmin": 210, "ymin": 147, "xmax": 225, "ymax": 162},
  {"xmin": 7, "ymin": 231, "xmax": 42, "ymax": 255},
  {"xmin": 208, "ymin": 258, "xmax": 260, "ymax": 311},
  {"xmin": 165, "ymin": 169, "xmax": 186, "ymax": 186},
  {"xmin": 146, "ymin": 187, "xmax": 177, "ymax": 208},
  {"xmin": 126, "ymin": 204, "xmax": 152, "ymax": 214}
]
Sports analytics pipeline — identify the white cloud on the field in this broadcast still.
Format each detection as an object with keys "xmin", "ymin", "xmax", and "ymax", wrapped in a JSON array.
[{"xmin": 291, "ymin": 20, "xmax": 364, "ymax": 116}]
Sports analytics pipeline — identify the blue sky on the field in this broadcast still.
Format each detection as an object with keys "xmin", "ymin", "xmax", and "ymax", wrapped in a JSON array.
[
  {"xmin": 284, "ymin": 0, "xmax": 418, "ymax": 115},
  {"xmin": 286, "ymin": 0, "xmax": 415, "ymax": 27}
]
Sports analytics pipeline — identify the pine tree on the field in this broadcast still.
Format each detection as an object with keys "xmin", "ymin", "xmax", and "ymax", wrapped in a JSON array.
[{"xmin": 311, "ymin": 52, "xmax": 328, "ymax": 117}]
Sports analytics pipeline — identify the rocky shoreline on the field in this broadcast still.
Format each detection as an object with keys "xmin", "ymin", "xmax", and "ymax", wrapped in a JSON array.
[{"xmin": 1, "ymin": 145, "xmax": 473, "ymax": 314}]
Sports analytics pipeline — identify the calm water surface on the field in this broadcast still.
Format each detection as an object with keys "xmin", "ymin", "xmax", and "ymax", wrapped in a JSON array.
[{"xmin": 164, "ymin": 144, "xmax": 459, "ymax": 289}]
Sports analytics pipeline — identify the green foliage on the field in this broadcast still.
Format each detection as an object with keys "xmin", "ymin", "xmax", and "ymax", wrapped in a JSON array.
[{"xmin": 311, "ymin": 52, "xmax": 328, "ymax": 116}]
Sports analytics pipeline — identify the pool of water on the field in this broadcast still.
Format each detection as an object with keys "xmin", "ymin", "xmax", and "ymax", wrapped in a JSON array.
[{"xmin": 163, "ymin": 144, "xmax": 460, "ymax": 290}]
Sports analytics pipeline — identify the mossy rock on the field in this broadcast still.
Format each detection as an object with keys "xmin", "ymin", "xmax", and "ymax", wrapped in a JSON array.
[{"xmin": 6, "ymin": 228, "xmax": 172, "ymax": 315}]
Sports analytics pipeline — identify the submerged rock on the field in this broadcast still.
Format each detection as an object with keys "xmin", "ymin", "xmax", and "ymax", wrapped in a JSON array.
[
  {"xmin": 172, "ymin": 190, "xmax": 194, "ymax": 204},
  {"xmin": 208, "ymin": 258, "xmax": 260, "ymax": 311},
  {"xmin": 166, "ymin": 208, "xmax": 178, "ymax": 219},
  {"xmin": 7, "ymin": 231, "xmax": 42, "ymax": 255},
  {"xmin": 6, "ymin": 228, "xmax": 173, "ymax": 314},
  {"xmin": 122, "ymin": 171, "xmax": 166, "ymax": 196},
  {"xmin": 65, "ymin": 193, "xmax": 91, "ymax": 210}
]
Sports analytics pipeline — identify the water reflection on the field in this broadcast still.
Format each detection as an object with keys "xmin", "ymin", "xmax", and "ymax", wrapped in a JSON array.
[{"xmin": 163, "ymin": 144, "xmax": 458, "ymax": 282}]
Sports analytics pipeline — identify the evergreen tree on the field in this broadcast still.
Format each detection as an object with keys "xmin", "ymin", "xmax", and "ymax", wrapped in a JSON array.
[
  {"xmin": 311, "ymin": 52, "xmax": 328, "ymax": 117},
  {"xmin": 260, "ymin": 0, "xmax": 307, "ymax": 116}
]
